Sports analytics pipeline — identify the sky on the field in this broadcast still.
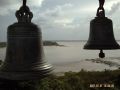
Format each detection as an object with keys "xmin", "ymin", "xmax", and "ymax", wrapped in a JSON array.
[{"xmin": 0, "ymin": 0, "xmax": 120, "ymax": 42}]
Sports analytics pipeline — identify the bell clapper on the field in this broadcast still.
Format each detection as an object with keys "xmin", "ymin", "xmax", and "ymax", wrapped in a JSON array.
[{"xmin": 99, "ymin": 49, "xmax": 105, "ymax": 58}]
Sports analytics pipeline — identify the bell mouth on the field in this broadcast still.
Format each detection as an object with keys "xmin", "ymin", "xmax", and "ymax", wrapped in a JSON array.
[
  {"xmin": 0, "ymin": 64, "xmax": 53, "ymax": 81},
  {"xmin": 84, "ymin": 44, "xmax": 120, "ymax": 50}
]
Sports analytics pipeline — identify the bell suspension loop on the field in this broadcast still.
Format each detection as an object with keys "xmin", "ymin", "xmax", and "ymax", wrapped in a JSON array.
[
  {"xmin": 16, "ymin": 0, "xmax": 33, "ymax": 23},
  {"xmin": 97, "ymin": 0, "xmax": 105, "ymax": 17},
  {"xmin": 23, "ymin": 0, "xmax": 27, "ymax": 6}
]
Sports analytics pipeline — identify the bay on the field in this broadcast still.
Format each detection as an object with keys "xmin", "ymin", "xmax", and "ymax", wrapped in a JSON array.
[{"xmin": 0, "ymin": 41, "xmax": 120, "ymax": 72}]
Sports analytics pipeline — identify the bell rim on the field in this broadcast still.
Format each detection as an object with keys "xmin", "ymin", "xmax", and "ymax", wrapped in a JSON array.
[
  {"xmin": 84, "ymin": 44, "xmax": 120, "ymax": 50},
  {"xmin": 0, "ymin": 64, "xmax": 53, "ymax": 81}
]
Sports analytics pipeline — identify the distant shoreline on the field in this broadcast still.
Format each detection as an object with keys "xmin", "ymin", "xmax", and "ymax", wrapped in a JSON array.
[
  {"xmin": 1, "ymin": 40, "xmax": 120, "ymax": 48},
  {"xmin": 43, "ymin": 41, "xmax": 64, "ymax": 46},
  {"xmin": 0, "ymin": 41, "xmax": 64, "ymax": 48}
]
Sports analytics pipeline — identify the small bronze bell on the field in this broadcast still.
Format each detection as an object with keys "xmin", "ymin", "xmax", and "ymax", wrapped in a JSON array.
[
  {"xmin": 0, "ymin": 0, "xmax": 52, "ymax": 80},
  {"xmin": 84, "ymin": 0, "xmax": 120, "ymax": 58}
]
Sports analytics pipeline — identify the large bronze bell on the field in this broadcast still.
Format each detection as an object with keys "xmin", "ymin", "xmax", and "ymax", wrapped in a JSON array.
[
  {"xmin": 0, "ymin": 0, "xmax": 52, "ymax": 80},
  {"xmin": 84, "ymin": 0, "xmax": 120, "ymax": 58}
]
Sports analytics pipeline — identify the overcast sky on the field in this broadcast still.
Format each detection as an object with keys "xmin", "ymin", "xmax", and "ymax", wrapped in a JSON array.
[{"xmin": 0, "ymin": 0, "xmax": 120, "ymax": 42}]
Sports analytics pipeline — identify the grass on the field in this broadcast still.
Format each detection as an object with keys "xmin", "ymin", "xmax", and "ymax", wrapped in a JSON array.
[
  {"xmin": 18, "ymin": 69, "xmax": 120, "ymax": 90},
  {"xmin": 0, "ymin": 61, "xmax": 120, "ymax": 90}
]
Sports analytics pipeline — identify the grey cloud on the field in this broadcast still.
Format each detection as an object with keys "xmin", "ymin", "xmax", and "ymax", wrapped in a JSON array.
[
  {"xmin": 0, "ymin": 0, "xmax": 120, "ymax": 41},
  {"xmin": 42, "ymin": 0, "xmax": 96, "ymax": 10},
  {"xmin": 0, "ymin": 13, "xmax": 17, "ymax": 42},
  {"xmin": 0, "ymin": 0, "xmax": 44, "ymax": 16},
  {"xmin": 0, "ymin": 0, "xmax": 20, "ymax": 9},
  {"xmin": 0, "ymin": 0, "xmax": 18, "ymax": 7},
  {"xmin": 0, "ymin": 0, "xmax": 43, "ymax": 8},
  {"xmin": 107, "ymin": 2, "xmax": 120, "ymax": 15}
]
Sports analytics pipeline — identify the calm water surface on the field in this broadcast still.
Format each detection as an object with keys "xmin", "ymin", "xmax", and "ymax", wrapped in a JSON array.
[
  {"xmin": 0, "ymin": 41, "xmax": 120, "ymax": 64},
  {"xmin": 44, "ymin": 42, "xmax": 120, "ymax": 64}
]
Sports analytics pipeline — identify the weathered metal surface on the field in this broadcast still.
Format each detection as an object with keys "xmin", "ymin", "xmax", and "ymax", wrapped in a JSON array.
[{"xmin": 0, "ymin": 0, "xmax": 52, "ymax": 81}]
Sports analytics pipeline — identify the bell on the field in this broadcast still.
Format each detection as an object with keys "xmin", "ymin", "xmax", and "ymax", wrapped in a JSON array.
[
  {"xmin": 84, "ymin": 0, "xmax": 120, "ymax": 58},
  {"xmin": 0, "ymin": 0, "xmax": 52, "ymax": 80}
]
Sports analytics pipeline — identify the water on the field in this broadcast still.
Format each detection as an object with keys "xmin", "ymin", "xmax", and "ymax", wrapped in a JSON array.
[
  {"xmin": 44, "ymin": 41, "xmax": 120, "ymax": 64},
  {"xmin": 0, "ymin": 41, "xmax": 120, "ymax": 72},
  {"xmin": 44, "ymin": 42, "xmax": 98, "ymax": 64}
]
